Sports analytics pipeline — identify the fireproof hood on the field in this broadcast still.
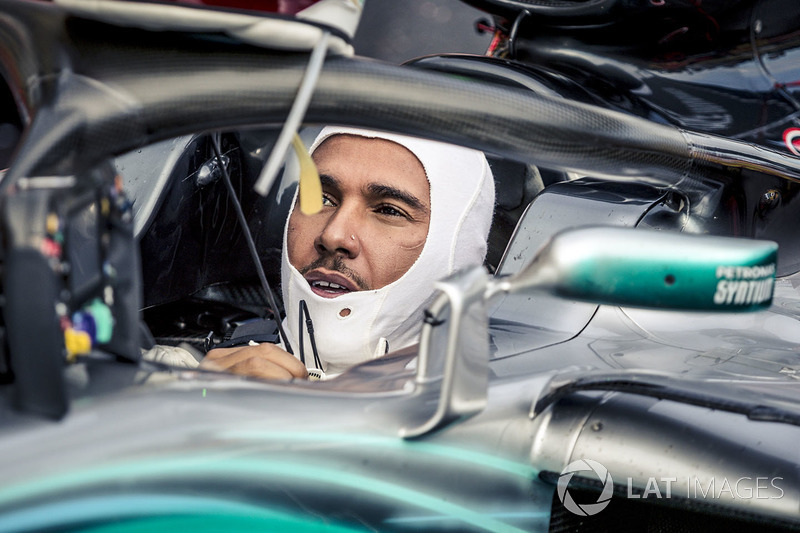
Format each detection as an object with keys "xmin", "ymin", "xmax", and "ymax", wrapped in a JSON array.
[{"xmin": 280, "ymin": 127, "xmax": 495, "ymax": 376}]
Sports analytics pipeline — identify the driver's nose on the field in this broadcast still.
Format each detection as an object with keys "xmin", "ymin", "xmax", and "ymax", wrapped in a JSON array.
[{"xmin": 315, "ymin": 208, "xmax": 361, "ymax": 259}]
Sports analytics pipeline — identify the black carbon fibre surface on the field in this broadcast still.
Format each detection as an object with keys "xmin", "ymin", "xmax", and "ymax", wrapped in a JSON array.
[{"xmin": 3, "ymin": 0, "xmax": 800, "ymax": 199}]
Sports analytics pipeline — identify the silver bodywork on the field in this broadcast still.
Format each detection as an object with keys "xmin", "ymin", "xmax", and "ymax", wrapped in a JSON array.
[{"xmin": 0, "ymin": 1, "xmax": 799, "ymax": 531}]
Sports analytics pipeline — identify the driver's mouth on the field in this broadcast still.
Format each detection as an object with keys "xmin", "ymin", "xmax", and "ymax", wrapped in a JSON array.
[
  {"xmin": 309, "ymin": 280, "xmax": 351, "ymax": 298},
  {"xmin": 304, "ymin": 269, "xmax": 360, "ymax": 298}
]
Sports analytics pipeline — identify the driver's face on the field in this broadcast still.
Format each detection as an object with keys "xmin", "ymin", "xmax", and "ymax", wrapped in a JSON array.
[{"xmin": 287, "ymin": 134, "xmax": 431, "ymax": 298}]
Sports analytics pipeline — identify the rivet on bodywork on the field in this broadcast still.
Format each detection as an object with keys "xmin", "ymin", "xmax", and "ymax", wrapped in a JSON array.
[{"xmin": 758, "ymin": 189, "xmax": 781, "ymax": 216}]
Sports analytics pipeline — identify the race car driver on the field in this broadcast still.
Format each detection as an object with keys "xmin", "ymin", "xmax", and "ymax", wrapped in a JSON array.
[{"xmin": 155, "ymin": 127, "xmax": 495, "ymax": 379}]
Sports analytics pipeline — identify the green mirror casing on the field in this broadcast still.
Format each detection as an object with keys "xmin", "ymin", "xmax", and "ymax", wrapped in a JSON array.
[{"xmin": 506, "ymin": 227, "xmax": 778, "ymax": 312}]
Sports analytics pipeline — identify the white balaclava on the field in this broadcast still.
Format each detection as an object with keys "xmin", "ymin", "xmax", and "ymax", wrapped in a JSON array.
[{"xmin": 280, "ymin": 127, "xmax": 495, "ymax": 375}]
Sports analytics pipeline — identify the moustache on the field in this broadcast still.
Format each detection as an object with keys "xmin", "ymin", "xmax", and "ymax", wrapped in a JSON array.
[{"xmin": 299, "ymin": 256, "xmax": 370, "ymax": 291}]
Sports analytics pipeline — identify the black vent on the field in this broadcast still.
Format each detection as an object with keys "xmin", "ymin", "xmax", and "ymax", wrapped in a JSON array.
[{"xmin": 548, "ymin": 487, "xmax": 799, "ymax": 533}]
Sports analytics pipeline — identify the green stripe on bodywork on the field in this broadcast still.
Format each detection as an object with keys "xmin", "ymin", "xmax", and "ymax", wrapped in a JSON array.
[
  {"xmin": 0, "ymin": 453, "xmax": 531, "ymax": 533},
  {"xmin": 0, "ymin": 494, "xmax": 361, "ymax": 532},
  {"xmin": 218, "ymin": 430, "xmax": 538, "ymax": 479},
  {"xmin": 81, "ymin": 515, "xmax": 356, "ymax": 533}
]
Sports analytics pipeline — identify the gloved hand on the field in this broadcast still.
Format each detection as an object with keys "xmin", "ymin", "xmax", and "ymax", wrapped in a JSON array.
[{"xmin": 141, "ymin": 344, "xmax": 201, "ymax": 369}]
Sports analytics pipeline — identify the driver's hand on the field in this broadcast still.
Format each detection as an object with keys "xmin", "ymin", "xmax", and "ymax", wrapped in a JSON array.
[{"xmin": 201, "ymin": 343, "xmax": 308, "ymax": 380}]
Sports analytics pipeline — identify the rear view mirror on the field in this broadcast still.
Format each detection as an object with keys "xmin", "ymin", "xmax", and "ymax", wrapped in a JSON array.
[
  {"xmin": 405, "ymin": 227, "xmax": 778, "ymax": 439},
  {"xmin": 493, "ymin": 227, "xmax": 778, "ymax": 312}
]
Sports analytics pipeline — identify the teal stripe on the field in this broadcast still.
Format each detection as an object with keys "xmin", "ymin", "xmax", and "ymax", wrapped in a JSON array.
[
  {"xmin": 0, "ymin": 455, "xmax": 530, "ymax": 533},
  {"xmin": 82, "ymin": 514, "xmax": 358, "ymax": 533},
  {"xmin": 218, "ymin": 430, "xmax": 538, "ymax": 479},
  {"xmin": 0, "ymin": 494, "xmax": 360, "ymax": 532}
]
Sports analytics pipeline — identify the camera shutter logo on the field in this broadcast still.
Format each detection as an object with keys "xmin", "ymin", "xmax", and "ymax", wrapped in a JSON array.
[{"xmin": 557, "ymin": 459, "xmax": 614, "ymax": 516}]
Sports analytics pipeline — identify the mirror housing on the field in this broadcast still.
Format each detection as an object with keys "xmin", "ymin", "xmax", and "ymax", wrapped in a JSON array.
[
  {"xmin": 403, "ymin": 227, "xmax": 778, "ymax": 438},
  {"xmin": 491, "ymin": 227, "xmax": 778, "ymax": 311}
]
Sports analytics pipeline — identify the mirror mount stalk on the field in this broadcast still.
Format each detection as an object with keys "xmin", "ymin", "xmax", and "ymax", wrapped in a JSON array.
[{"xmin": 401, "ymin": 266, "xmax": 490, "ymax": 439}]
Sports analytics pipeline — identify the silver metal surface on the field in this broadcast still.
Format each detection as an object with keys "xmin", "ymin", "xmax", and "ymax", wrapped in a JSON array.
[
  {"xmin": 403, "ymin": 266, "xmax": 490, "ymax": 438},
  {"xmin": 532, "ymin": 391, "xmax": 800, "ymax": 523}
]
